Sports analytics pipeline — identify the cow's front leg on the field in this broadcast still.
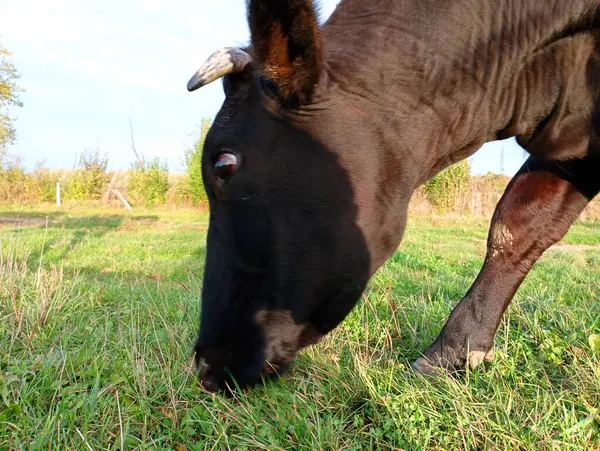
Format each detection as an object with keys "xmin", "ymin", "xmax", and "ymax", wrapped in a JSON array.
[{"xmin": 412, "ymin": 156, "xmax": 597, "ymax": 374}]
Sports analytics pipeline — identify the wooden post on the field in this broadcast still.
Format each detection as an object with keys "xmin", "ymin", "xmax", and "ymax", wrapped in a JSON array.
[
  {"xmin": 102, "ymin": 170, "xmax": 121, "ymax": 204},
  {"xmin": 56, "ymin": 183, "xmax": 61, "ymax": 207},
  {"xmin": 112, "ymin": 189, "xmax": 132, "ymax": 210}
]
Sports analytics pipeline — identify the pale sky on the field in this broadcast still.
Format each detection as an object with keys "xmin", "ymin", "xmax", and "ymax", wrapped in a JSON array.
[{"xmin": 1, "ymin": 0, "xmax": 526, "ymax": 175}]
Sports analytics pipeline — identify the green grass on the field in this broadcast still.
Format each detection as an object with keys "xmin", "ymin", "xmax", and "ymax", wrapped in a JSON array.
[{"xmin": 1, "ymin": 203, "xmax": 599, "ymax": 450}]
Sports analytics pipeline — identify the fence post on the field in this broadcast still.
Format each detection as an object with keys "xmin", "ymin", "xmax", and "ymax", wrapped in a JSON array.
[{"xmin": 56, "ymin": 183, "xmax": 61, "ymax": 207}]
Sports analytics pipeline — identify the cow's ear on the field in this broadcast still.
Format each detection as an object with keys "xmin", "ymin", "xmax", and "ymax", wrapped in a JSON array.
[{"xmin": 249, "ymin": 0, "xmax": 322, "ymax": 105}]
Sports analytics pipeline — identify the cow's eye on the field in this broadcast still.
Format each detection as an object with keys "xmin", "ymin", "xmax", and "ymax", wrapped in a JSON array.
[{"xmin": 214, "ymin": 152, "xmax": 238, "ymax": 182}]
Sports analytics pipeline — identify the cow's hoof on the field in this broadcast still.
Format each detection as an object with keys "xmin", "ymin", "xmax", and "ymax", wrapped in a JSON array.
[
  {"xmin": 467, "ymin": 349, "xmax": 494, "ymax": 369},
  {"xmin": 411, "ymin": 344, "xmax": 494, "ymax": 375},
  {"xmin": 411, "ymin": 356, "xmax": 445, "ymax": 376}
]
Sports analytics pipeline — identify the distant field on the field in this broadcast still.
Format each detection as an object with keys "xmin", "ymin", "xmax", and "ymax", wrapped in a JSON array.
[{"xmin": 1, "ymin": 203, "xmax": 599, "ymax": 450}]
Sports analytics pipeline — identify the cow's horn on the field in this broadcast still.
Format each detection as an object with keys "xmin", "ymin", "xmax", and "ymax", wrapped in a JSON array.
[{"xmin": 187, "ymin": 47, "xmax": 253, "ymax": 92}]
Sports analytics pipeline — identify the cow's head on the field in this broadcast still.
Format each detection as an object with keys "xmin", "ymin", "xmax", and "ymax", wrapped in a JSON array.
[{"xmin": 188, "ymin": 0, "xmax": 410, "ymax": 391}]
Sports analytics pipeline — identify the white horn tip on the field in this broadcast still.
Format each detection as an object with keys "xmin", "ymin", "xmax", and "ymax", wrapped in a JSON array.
[{"xmin": 186, "ymin": 47, "xmax": 252, "ymax": 93}]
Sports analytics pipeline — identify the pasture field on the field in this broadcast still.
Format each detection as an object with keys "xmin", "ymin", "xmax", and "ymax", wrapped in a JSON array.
[{"xmin": 0, "ymin": 203, "xmax": 599, "ymax": 450}]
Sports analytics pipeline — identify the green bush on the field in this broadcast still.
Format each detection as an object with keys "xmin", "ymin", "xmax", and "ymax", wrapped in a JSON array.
[
  {"xmin": 65, "ymin": 148, "xmax": 109, "ymax": 200},
  {"xmin": 127, "ymin": 157, "xmax": 169, "ymax": 206},
  {"xmin": 170, "ymin": 173, "xmax": 193, "ymax": 206},
  {"xmin": 423, "ymin": 160, "xmax": 471, "ymax": 212},
  {"xmin": 0, "ymin": 157, "xmax": 40, "ymax": 201},
  {"xmin": 33, "ymin": 167, "xmax": 62, "ymax": 202},
  {"xmin": 0, "ymin": 157, "xmax": 71, "ymax": 203},
  {"xmin": 479, "ymin": 172, "xmax": 511, "ymax": 191},
  {"xmin": 185, "ymin": 118, "xmax": 211, "ymax": 206},
  {"xmin": 64, "ymin": 170, "xmax": 86, "ymax": 200}
]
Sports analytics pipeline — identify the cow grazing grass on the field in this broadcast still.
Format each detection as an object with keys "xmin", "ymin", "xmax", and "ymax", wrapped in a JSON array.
[{"xmin": 0, "ymin": 204, "xmax": 599, "ymax": 449}]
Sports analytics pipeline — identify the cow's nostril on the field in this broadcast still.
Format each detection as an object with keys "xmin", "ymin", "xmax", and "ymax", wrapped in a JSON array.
[
  {"xmin": 199, "ymin": 378, "xmax": 219, "ymax": 392},
  {"xmin": 264, "ymin": 362, "xmax": 281, "ymax": 374},
  {"xmin": 198, "ymin": 373, "xmax": 220, "ymax": 392},
  {"xmin": 197, "ymin": 358, "xmax": 210, "ymax": 380},
  {"xmin": 197, "ymin": 358, "xmax": 220, "ymax": 392}
]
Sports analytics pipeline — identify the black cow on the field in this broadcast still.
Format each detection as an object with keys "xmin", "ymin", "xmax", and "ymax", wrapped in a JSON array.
[{"xmin": 187, "ymin": 0, "xmax": 600, "ymax": 391}]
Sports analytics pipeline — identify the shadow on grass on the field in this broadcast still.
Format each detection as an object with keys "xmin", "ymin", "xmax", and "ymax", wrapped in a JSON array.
[
  {"xmin": 66, "ymin": 244, "xmax": 208, "ymax": 286},
  {"xmin": 2, "ymin": 212, "xmax": 165, "ymax": 273},
  {"xmin": 0, "ymin": 211, "xmax": 159, "ymax": 226},
  {"xmin": 0, "ymin": 210, "xmax": 211, "ymax": 306},
  {"xmin": 0, "ymin": 210, "xmax": 68, "ymax": 225}
]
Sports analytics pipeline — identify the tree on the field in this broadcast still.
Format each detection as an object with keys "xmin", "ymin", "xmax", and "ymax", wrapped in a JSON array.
[
  {"xmin": 423, "ymin": 159, "xmax": 471, "ymax": 212},
  {"xmin": 0, "ymin": 43, "xmax": 23, "ymax": 160},
  {"xmin": 185, "ymin": 118, "xmax": 212, "ymax": 205}
]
